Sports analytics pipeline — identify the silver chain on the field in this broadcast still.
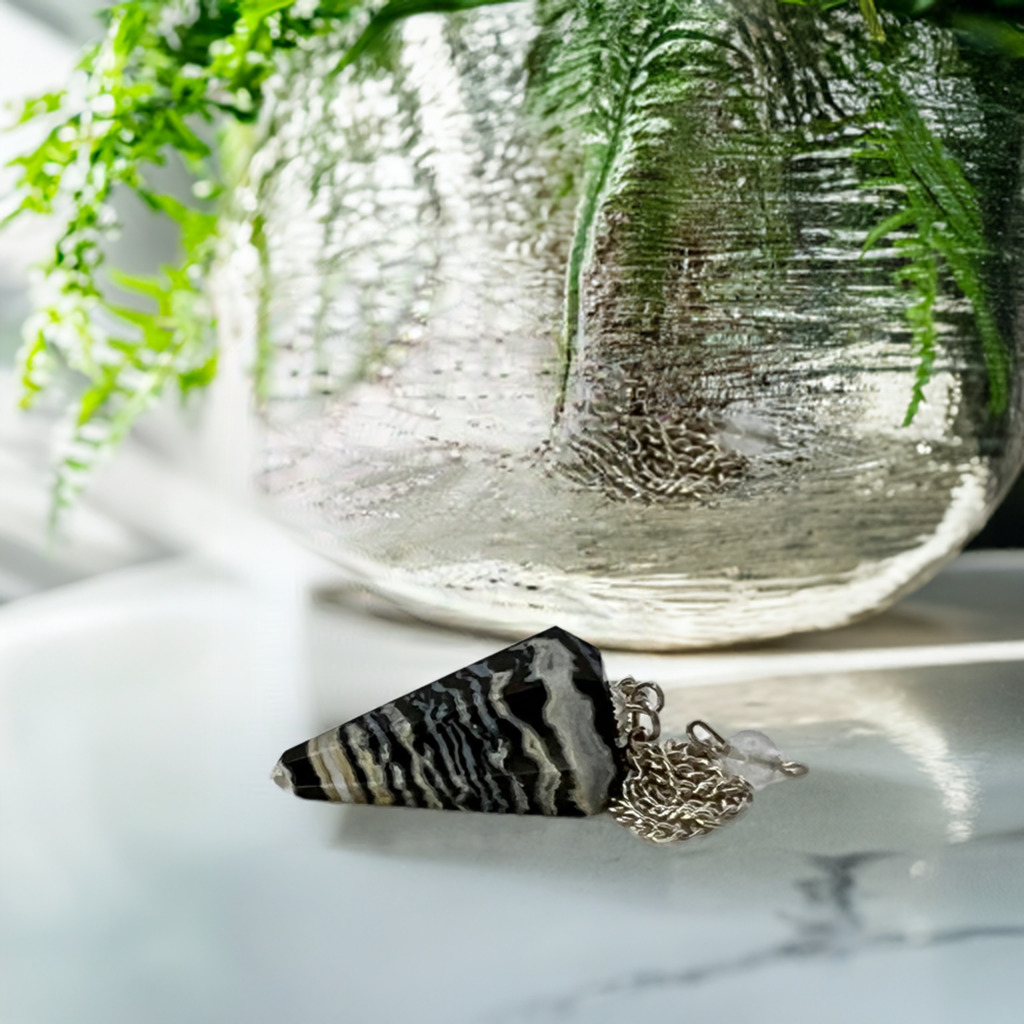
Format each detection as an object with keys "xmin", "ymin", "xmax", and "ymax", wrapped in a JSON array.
[{"xmin": 608, "ymin": 677, "xmax": 754, "ymax": 844}]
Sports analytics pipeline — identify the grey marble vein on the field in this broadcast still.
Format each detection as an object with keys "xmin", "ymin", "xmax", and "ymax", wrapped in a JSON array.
[{"xmin": 501, "ymin": 844, "xmax": 1024, "ymax": 1022}]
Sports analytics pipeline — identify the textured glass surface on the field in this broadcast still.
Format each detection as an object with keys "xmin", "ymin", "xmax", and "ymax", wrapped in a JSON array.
[{"xmin": 236, "ymin": 0, "xmax": 1024, "ymax": 648}]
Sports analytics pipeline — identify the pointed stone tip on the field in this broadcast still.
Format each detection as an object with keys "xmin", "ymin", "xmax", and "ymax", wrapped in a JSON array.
[{"xmin": 270, "ymin": 759, "xmax": 294, "ymax": 793}]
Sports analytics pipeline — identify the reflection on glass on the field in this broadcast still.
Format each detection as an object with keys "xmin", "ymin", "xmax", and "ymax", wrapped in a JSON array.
[{"xmin": 229, "ymin": 0, "xmax": 1024, "ymax": 648}]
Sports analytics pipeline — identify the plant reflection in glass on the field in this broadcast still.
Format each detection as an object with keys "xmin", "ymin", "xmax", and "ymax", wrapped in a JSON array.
[{"xmin": 245, "ymin": 1, "xmax": 1023, "ymax": 647}]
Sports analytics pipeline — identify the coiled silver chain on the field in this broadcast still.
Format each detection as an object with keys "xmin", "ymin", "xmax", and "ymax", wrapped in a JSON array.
[{"xmin": 608, "ymin": 677, "xmax": 754, "ymax": 844}]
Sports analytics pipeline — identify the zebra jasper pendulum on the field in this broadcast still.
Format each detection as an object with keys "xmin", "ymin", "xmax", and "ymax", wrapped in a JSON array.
[{"xmin": 272, "ymin": 627, "xmax": 808, "ymax": 843}]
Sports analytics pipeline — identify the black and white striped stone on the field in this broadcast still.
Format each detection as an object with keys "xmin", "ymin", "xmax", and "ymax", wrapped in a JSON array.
[{"xmin": 272, "ymin": 627, "xmax": 624, "ymax": 816}]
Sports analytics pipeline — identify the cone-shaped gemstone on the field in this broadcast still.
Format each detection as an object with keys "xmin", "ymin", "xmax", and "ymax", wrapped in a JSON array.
[{"xmin": 274, "ymin": 627, "xmax": 623, "ymax": 816}]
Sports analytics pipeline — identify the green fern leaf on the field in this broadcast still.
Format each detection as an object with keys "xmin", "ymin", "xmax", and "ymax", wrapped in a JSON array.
[
  {"xmin": 528, "ymin": 0, "xmax": 729, "ymax": 400},
  {"xmin": 858, "ymin": 70, "xmax": 1009, "ymax": 422}
]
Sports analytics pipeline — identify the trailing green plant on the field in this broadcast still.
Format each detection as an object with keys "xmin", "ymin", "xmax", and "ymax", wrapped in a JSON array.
[
  {"xmin": 855, "ymin": 70, "xmax": 1010, "ymax": 424},
  {"xmin": 782, "ymin": 0, "xmax": 886, "ymax": 42},
  {"xmin": 528, "ymin": 0, "xmax": 741, "ymax": 404},
  {"xmin": 1, "ymin": 0, "xmax": 513, "ymax": 519},
  {"xmin": 2, "ymin": 0, "xmax": 1022, "ymax": 516}
]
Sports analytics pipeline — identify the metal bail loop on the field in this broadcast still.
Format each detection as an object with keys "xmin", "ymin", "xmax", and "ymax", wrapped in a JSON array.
[{"xmin": 618, "ymin": 677, "xmax": 664, "ymax": 744}]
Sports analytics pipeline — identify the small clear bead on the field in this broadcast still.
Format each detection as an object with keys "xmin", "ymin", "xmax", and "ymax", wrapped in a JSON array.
[{"xmin": 722, "ymin": 730, "xmax": 787, "ymax": 791}]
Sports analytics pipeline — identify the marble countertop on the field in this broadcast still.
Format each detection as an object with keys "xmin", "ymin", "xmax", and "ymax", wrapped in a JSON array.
[{"xmin": 2, "ymin": 552, "xmax": 1023, "ymax": 1024}]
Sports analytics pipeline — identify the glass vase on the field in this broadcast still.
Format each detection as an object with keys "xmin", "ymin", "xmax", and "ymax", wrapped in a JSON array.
[{"xmin": 228, "ymin": 0, "xmax": 1024, "ymax": 649}]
